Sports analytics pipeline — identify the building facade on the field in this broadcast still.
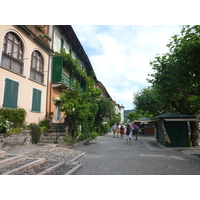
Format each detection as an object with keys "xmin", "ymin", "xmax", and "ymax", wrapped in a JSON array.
[
  {"xmin": 48, "ymin": 25, "xmax": 98, "ymax": 123},
  {"xmin": 0, "ymin": 25, "xmax": 123, "ymax": 126},
  {"xmin": 0, "ymin": 25, "xmax": 53, "ymax": 124}
]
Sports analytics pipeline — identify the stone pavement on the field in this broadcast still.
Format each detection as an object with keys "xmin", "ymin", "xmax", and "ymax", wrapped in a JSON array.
[
  {"xmin": 73, "ymin": 132, "xmax": 200, "ymax": 175},
  {"xmin": 5, "ymin": 143, "xmax": 57, "ymax": 155}
]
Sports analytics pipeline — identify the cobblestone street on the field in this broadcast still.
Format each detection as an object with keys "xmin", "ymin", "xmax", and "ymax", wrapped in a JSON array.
[{"xmin": 74, "ymin": 132, "xmax": 200, "ymax": 175}]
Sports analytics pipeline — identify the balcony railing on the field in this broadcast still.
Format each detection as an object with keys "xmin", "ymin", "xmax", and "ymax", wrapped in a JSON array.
[
  {"xmin": 26, "ymin": 25, "xmax": 51, "ymax": 47},
  {"xmin": 62, "ymin": 73, "xmax": 72, "ymax": 88}
]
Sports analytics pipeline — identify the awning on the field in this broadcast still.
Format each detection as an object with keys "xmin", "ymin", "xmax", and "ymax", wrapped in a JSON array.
[
  {"xmin": 164, "ymin": 118, "xmax": 197, "ymax": 122},
  {"xmin": 134, "ymin": 117, "xmax": 156, "ymax": 122}
]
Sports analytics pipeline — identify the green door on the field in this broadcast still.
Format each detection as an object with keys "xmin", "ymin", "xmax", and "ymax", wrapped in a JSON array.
[{"xmin": 165, "ymin": 121, "xmax": 189, "ymax": 147}]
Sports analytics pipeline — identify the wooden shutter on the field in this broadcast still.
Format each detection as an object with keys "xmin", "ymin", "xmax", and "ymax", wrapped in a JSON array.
[
  {"xmin": 3, "ymin": 78, "xmax": 19, "ymax": 109},
  {"xmin": 52, "ymin": 57, "xmax": 63, "ymax": 82},
  {"xmin": 31, "ymin": 88, "xmax": 41, "ymax": 112}
]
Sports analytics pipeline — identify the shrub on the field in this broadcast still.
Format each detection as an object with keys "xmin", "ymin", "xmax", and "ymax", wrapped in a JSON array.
[
  {"xmin": 40, "ymin": 126, "xmax": 47, "ymax": 133},
  {"xmin": 0, "ymin": 108, "xmax": 26, "ymax": 128},
  {"xmin": 90, "ymin": 131, "xmax": 98, "ymax": 139},
  {"xmin": 0, "ymin": 116, "xmax": 13, "ymax": 133},
  {"xmin": 7, "ymin": 128, "xmax": 23, "ymax": 135},
  {"xmin": 39, "ymin": 119, "xmax": 50, "ymax": 128},
  {"xmin": 28, "ymin": 123, "xmax": 41, "ymax": 144},
  {"xmin": 63, "ymin": 134, "xmax": 73, "ymax": 143},
  {"xmin": 101, "ymin": 123, "xmax": 109, "ymax": 134}
]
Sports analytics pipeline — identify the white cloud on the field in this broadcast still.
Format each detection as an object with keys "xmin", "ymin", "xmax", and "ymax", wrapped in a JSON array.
[{"xmin": 72, "ymin": 25, "xmax": 182, "ymax": 110}]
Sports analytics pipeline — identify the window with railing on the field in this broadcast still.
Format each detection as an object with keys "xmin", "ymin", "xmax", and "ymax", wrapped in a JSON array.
[
  {"xmin": 1, "ymin": 32, "xmax": 24, "ymax": 75},
  {"xmin": 30, "ymin": 50, "xmax": 44, "ymax": 84}
]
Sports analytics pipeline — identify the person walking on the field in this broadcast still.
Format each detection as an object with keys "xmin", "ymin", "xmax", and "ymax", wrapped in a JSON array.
[
  {"xmin": 116, "ymin": 123, "xmax": 120, "ymax": 138},
  {"xmin": 112, "ymin": 124, "xmax": 117, "ymax": 138},
  {"xmin": 125, "ymin": 123, "xmax": 132, "ymax": 145},
  {"xmin": 120, "ymin": 124, "xmax": 125, "ymax": 139},
  {"xmin": 133, "ymin": 122, "xmax": 139, "ymax": 140}
]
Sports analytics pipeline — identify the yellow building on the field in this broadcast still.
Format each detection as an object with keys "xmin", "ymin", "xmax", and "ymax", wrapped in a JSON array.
[{"xmin": 0, "ymin": 25, "xmax": 53, "ymax": 124}]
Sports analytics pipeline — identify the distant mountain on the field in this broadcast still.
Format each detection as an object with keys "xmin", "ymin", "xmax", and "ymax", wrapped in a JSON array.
[{"xmin": 124, "ymin": 109, "xmax": 135, "ymax": 119}]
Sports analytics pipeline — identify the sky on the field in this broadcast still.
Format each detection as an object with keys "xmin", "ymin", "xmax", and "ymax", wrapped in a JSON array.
[{"xmin": 72, "ymin": 25, "xmax": 183, "ymax": 110}]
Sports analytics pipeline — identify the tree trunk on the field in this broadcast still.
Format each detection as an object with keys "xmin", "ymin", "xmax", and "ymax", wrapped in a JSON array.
[{"xmin": 189, "ymin": 121, "xmax": 199, "ymax": 147}]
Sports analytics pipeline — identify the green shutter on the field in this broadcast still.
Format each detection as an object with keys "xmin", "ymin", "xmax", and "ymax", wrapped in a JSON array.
[
  {"xmin": 3, "ymin": 78, "xmax": 19, "ymax": 109},
  {"xmin": 52, "ymin": 57, "xmax": 63, "ymax": 82},
  {"xmin": 31, "ymin": 88, "xmax": 41, "ymax": 112}
]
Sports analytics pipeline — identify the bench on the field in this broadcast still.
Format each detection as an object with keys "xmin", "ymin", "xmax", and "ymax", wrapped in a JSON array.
[{"xmin": 84, "ymin": 134, "xmax": 92, "ymax": 145}]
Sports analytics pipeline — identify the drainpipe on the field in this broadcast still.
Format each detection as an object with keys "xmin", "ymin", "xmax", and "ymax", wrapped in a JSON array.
[{"xmin": 47, "ymin": 25, "xmax": 55, "ymax": 119}]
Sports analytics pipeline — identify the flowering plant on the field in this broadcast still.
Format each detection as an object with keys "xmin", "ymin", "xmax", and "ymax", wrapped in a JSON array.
[
  {"xmin": 38, "ymin": 34, "xmax": 50, "ymax": 47},
  {"xmin": 45, "ymin": 34, "xmax": 52, "ymax": 41},
  {"xmin": 0, "ymin": 116, "xmax": 13, "ymax": 133}
]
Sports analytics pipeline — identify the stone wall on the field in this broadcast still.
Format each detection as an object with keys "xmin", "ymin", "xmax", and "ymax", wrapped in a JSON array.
[{"xmin": 0, "ymin": 130, "xmax": 31, "ymax": 150}]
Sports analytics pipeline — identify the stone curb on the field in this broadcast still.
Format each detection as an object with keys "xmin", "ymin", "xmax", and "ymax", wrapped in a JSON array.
[
  {"xmin": 37, "ymin": 162, "xmax": 65, "ymax": 175},
  {"xmin": 67, "ymin": 152, "xmax": 85, "ymax": 164},
  {"xmin": 0, "ymin": 151, "xmax": 6, "ymax": 157},
  {"xmin": 0, "ymin": 155, "xmax": 26, "ymax": 169},
  {"xmin": 2, "ymin": 158, "xmax": 47, "ymax": 175},
  {"xmin": 65, "ymin": 164, "xmax": 82, "ymax": 175},
  {"xmin": 65, "ymin": 152, "xmax": 85, "ymax": 175}
]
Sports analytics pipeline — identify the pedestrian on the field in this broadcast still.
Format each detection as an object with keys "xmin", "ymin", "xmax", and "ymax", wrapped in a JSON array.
[
  {"xmin": 125, "ymin": 123, "xmax": 132, "ymax": 145},
  {"xmin": 116, "ymin": 123, "xmax": 120, "ymax": 138},
  {"xmin": 120, "ymin": 124, "xmax": 125, "ymax": 139},
  {"xmin": 133, "ymin": 122, "xmax": 139, "ymax": 140},
  {"xmin": 112, "ymin": 124, "xmax": 117, "ymax": 138}
]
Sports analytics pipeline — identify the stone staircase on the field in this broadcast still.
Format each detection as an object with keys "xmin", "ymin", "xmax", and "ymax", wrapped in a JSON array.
[
  {"xmin": 0, "ymin": 150, "xmax": 82, "ymax": 175},
  {"xmin": 40, "ymin": 123, "xmax": 67, "ymax": 144}
]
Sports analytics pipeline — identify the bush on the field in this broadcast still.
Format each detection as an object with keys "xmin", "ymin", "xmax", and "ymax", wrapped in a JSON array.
[
  {"xmin": 101, "ymin": 124, "xmax": 109, "ymax": 134},
  {"xmin": 39, "ymin": 119, "xmax": 50, "ymax": 128},
  {"xmin": 0, "ymin": 116, "xmax": 13, "ymax": 133},
  {"xmin": 63, "ymin": 134, "xmax": 73, "ymax": 143},
  {"xmin": 28, "ymin": 123, "xmax": 41, "ymax": 144},
  {"xmin": 7, "ymin": 127, "xmax": 23, "ymax": 135},
  {"xmin": 40, "ymin": 126, "xmax": 47, "ymax": 133},
  {"xmin": 90, "ymin": 131, "xmax": 98, "ymax": 139},
  {"xmin": 0, "ymin": 108, "xmax": 26, "ymax": 128}
]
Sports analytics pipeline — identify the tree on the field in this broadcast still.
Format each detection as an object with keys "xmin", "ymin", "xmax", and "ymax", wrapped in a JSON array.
[
  {"xmin": 148, "ymin": 25, "xmax": 200, "ymax": 146},
  {"xmin": 95, "ymin": 98, "xmax": 117, "ymax": 133},
  {"xmin": 126, "ymin": 110, "xmax": 142, "ymax": 122},
  {"xmin": 54, "ymin": 77, "xmax": 101, "ymax": 140},
  {"xmin": 133, "ymin": 87, "xmax": 174, "ymax": 117}
]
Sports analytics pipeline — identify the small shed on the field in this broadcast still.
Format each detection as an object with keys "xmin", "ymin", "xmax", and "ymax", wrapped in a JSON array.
[
  {"xmin": 151, "ymin": 113, "xmax": 197, "ymax": 147},
  {"xmin": 134, "ymin": 117, "xmax": 155, "ymax": 135}
]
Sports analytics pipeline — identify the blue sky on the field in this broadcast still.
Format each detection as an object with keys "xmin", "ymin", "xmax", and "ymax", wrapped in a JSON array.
[{"xmin": 72, "ymin": 25, "xmax": 183, "ymax": 110}]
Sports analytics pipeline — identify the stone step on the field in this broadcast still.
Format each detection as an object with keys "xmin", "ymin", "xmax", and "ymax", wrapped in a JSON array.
[
  {"xmin": 0, "ymin": 150, "xmax": 83, "ymax": 175},
  {"xmin": 2, "ymin": 158, "xmax": 47, "ymax": 175},
  {"xmin": 0, "ymin": 151, "xmax": 6, "ymax": 157},
  {"xmin": 37, "ymin": 162, "xmax": 65, "ymax": 175},
  {"xmin": 46, "ymin": 129, "xmax": 66, "ymax": 133},
  {"xmin": 42, "ymin": 132, "xmax": 66, "ymax": 137},
  {"xmin": 0, "ymin": 155, "xmax": 26, "ymax": 169}
]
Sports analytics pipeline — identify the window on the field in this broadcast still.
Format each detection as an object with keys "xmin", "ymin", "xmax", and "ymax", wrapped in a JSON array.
[
  {"xmin": 31, "ymin": 88, "xmax": 42, "ymax": 112},
  {"xmin": 1, "ymin": 32, "xmax": 24, "ymax": 75},
  {"xmin": 3, "ymin": 78, "xmax": 19, "ymax": 109},
  {"xmin": 54, "ymin": 105, "xmax": 62, "ymax": 121},
  {"xmin": 30, "ymin": 50, "xmax": 44, "ymax": 84},
  {"xmin": 61, "ymin": 38, "xmax": 64, "ymax": 49}
]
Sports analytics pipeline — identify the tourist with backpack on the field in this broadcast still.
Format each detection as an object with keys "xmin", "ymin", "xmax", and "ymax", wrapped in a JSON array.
[
  {"xmin": 112, "ymin": 124, "xmax": 117, "ymax": 138},
  {"xmin": 125, "ymin": 123, "xmax": 132, "ymax": 145},
  {"xmin": 133, "ymin": 122, "xmax": 139, "ymax": 140}
]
